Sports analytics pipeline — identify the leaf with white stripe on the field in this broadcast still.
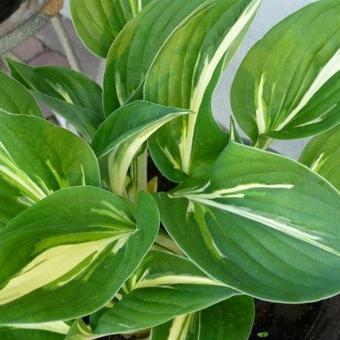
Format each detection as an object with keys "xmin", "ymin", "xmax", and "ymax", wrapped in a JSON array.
[
  {"xmin": 91, "ymin": 100, "xmax": 191, "ymax": 195},
  {"xmin": 145, "ymin": 0, "xmax": 260, "ymax": 181},
  {"xmin": 232, "ymin": 0, "xmax": 340, "ymax": 145},
  {"xmin": 157, "ymin": 142, "xmax": 340, "ymax": 302},
  {"xmin": 0, "ymin": 322, "xmax": 69, "ymax": 340},
  {"xmin": 0, "ymin": 71, "xmax": 42, "ymax": 117},
  {"xmin": 300, "ymin": 125, "xmax": 340, "ymax": 190},
  {"xmin": 103, "ymin": 0, "xmax": 221, "ymax": 115},
  {"xmin": 0, "ymin": 112, "xmax": 100, "ymax": 228},
  {"xmin": 71, "ymin": 0, "xmax": 152, "ymax": 58},
  {"xmin": 0, "ymin": 187, "xmax": 159, "ymax": 324},
  {"xmin": 90, "ymin": 250, "xmax": 236, "ymax": 336},
  {"xmin": 151, "ymin": 296, "xmax": 254, "ymax": 340},
  {"xmin": 8, "ymin": 59, "xmax": 104, "ymax": 141}
]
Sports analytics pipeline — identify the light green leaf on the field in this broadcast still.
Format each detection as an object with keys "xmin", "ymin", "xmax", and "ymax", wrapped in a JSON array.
[
  {"xmin": 0, "ymin": 71, "xmax": 42, "ymax": 117},
  {"xmin": 0, "ymin": 322, "xmax": 69, "ymax": 340},
  {"xmin": 91, "ymin": 250, "xmax": 236, "ymax": 336},
  {"xmin": 157, "ymin": 142, "xmax": 340, "ymax": 302},
  {"xmin": 232, "ymin": 0, "xmax": 340, "ymax": 144},
  {"xmin": 91, "ymin": 100, "xmax": 191, "ymax": 194},
  {"xmin": 0, "ymin": 188, "xmax": 159, "ymax": 324},
  {"xmin": 7, "ymin": 59, "xmax": 104, "ymax": 140},
  {"xmin": 103, "ymin": 0, "xmax": 221, "ymax": 115},
  {"xmin": 151, "ymin": 296, "xmax": 254, "ymax": 340},
  {"xmin": 0, "ymin": 112, "xmax": 100, "ymax": 228},
  {"xmin": 300, "ymin": 125, "xmax": 340, "ymax": 190},
  {"xmin": 145, "ymin": 0, "xmax": 260, "ymax": 181},
  {"xmin": 71, "ymin": 0, "xmax": 152, "ymax": 58}
]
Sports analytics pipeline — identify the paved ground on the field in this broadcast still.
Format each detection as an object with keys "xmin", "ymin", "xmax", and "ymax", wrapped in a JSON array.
[{"xmin": 1, "ymin": 16, "xmax": 100, "ymax": 80}]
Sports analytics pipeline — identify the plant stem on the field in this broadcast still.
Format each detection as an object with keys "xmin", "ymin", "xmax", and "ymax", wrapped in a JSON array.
[
  {"xmin": 128, "ymin": 148, "xmax": 148, "ymax": 202},
  {"xmin": 254, "ymin": 135, "xmax": 273, "ymax": 150}
]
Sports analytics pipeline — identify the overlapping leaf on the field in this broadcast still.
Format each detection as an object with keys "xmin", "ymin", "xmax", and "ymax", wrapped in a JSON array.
[
  {"xmin": 232, "ymin": 0, "xmax": 340, "ymax": 144},
  {"xmin": 90, "ymin": 250, "xmax": 236, "ymax": 336},
  {"xmin": 0, "ymin": 188, "xmax": 159, "ymax": 324},
  {"xmin": 8, "ymin": 59, "xmax": 104, "ymax": 141},
  {"xmin": 71, "ymin": 0, "xmax": 152, "ymax": 58},
  {"xmin": 157, "ymin": 142, "xmax": 340, "ymax": 302},
  {"xmin": 0, "ymin": 112, "xmax": 100, "ymax": 228},
  {"xmin": 300, "ymin": 125, "xmax": 340, "ymax": 190},
  {"xmin": 151, "ymin": 296, "xmax": 254, "ymax": 340},
  {"xmin": 0, "ymin": 71, "xmax": 42, "ymax": 117},
  {"xmin": 145, "ymin": 0, "xmax": 260, "ymax": 181},
  {"xmin": 103, "ymin": 0, "xmax": 223, "ymax": 114},
  {"xmin": 92, "ymin": 100, "xmax": 191, "ymax": 194}
]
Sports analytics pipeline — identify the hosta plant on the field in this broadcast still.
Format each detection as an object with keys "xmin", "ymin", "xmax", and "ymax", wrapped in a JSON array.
[{"xmin": 0, "ymin": 0, "xmax": 339, "ymax": 339}]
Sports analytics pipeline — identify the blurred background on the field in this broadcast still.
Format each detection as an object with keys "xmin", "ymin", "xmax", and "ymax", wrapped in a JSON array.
[{"xmin": 0, "ymin": 0, "xmax": 316, "ymax": 158}]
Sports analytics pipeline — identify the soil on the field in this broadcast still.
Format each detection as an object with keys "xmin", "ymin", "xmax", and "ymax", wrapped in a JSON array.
[{"xmin": 250, "ymin": 300, "xmax": 321, "ymax": 340}]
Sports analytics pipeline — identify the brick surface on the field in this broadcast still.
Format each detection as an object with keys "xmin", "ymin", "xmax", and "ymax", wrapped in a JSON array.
[
  {"xmin": 12, "ymin": 37, "xmax": 44, "ymax": 62},
  {"xmin": 30, "ymin": 51, "xmax": 68, "ymax": 67}
]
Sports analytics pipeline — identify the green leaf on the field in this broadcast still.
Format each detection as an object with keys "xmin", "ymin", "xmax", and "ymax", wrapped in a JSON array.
[
  {"xmin": 0, "ymin": 188, "xmax": 159, "ymax": 324},
  {"xmin": 70, "ymin": 0, "xmax": 152, "ymax": 58},
  {"xmin": 0, "ymin": 71, "xmax": 42, "ymax": 117},
  {"xmin": 300, "ymin": 125, "xmax": 340, "ymax": 190},
  {"xmin": 151, "ymin": 296, "xmax": 254, "ymax": 340},
  {"xmin": 103, "ymin": 0, "xmax": 222, "ymax": 114},
  {"xmin": 0, "ymin": 112, "xmax": 100, "ymax": 228},
  {"xmin": 0, "ymin": 322, "xmax": 69, "ymax": 340},
  {"xmin": 91, "ymin": 250, "xmax": 236, "ymax": 335},
  {"xmin": 156, "ymin": 142, "xmax": 340, "ymax": 302},
  {"xmin": 145, "ymin": 0, "xmax": 260, "ymax": 181},
  {"xmin": 7, "ymin": 59, "xmax": 104, "ymax": 141},
  {"xmin": 232, "ymin": 0, "xmax": 340, "ymax": 144},
  {"xmin": 91, "ymin": 100, "xmax": 191, "ymax": 194}
]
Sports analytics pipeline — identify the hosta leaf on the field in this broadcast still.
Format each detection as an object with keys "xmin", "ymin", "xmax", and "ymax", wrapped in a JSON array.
[
  {"xmin": 151, "ymin": 296, "xmax": 254, "ymax": 340},
  {"xmin": 0, "ymin": 187, "xmax": 159, "ymax": 324},
  {"xmin": 7, "ymin": 59, "xmax": 104, "ymax": 141},
  {"xmin": 103, "ymin": 0, "xmax": 218, "ymax": 114},
  {"xmin": 300, "ymin": 125, "xmax": 340, "ymax": 190},
  {"xmin": 0, "ymin": 72, "xmax": 42, "ymax": 117},
  {"xmin": 91, "ymin": 100, "xmax": 191, "ymax": 194},
  {"xmin": 0, "ymin": 322, "xmax": 69, "ymax": 340},
  {"xmin": 0, "ymin": 112, "xmax": 100, "ymax": 228},
  {"xmin": 71, "ymin": 0, "xmax": 152, "ymax": 58},
  {"xmin": 157, "ymin": 142, "xmax": 340, "ymax": 302},
  {"xmin": 145, "ymin": 0, "xmax": 260, "ymax": 181},
  {"xmin": 91, "ymin": 250, "xmax": 236, "ymax": 335},
  {"xmin": 232, "ymin": 0, "xmax": 340, "ymax": 144}
]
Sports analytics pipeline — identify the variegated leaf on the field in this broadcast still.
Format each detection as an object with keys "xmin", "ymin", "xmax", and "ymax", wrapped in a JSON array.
[
  {"xmin": 300, "ymin": 125, "xmax": 340, "ymax": 190},
  {"xmin": 103, "ymin": 0, "xmax": 220, "ymax": 115},
  {"xmin": 145, "ymin": 0, "xmax": 260, "ymax": 181},
  {"xmin": 157, "ymin": 142, "xmax": 340, "ymax": 302},
  {"xmin": 232, "ymin": 0, "xmax": 340, "ymax": 145},
  {"xmin": 90, "ymin": 250, "xmax": 236, "ymax": 336},
  {"xmin": 0, "ymin": 322, "xmax": 69, "ymax": 340},
  {"xmin": 91, "ymin": 100, "xmax": 191, "ymax": 195},
  {"xmin": 7, "ymin": 59, "xmax": 104, "ymax": 141},
  {"xmin": 0, "ymin": 188, "xmax": 159, "ymax": 323},
  {"xmin": 0, "ymin": 71, "xmax": 42, "ymax": 117},
  {"xmin": 151, "ymin": 296, "xmax": 254, "ymax": 340},
  {"xmin": 0, "ymin": 112, "xmax": 100, "ymax": 228},
  {"xmin": 71, "ymin": 0, "xmax": 152, "ymax": 58}
]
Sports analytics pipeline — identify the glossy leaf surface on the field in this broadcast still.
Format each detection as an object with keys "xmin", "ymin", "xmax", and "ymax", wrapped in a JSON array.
[
  {"xmin": 0, "ymin": 188, "xmax": 159, "ymax": 323},
  {"xmin": 232, "ymin": 0, "xmax": 340, "ymax": 143},
  {"xmin": 151, "ymin": 296, "xmax": 254, "ymax": 340},
  {"xmin": 92, "ymin": 250, "xmax": 236, "ymax": 335},
  {"xmin": 0, "ymin": 113, "xmax": 100, "ymax": 228},
  {"xmin": 157, "ymin": 143, "xmax": 340, "ymax": 302}
]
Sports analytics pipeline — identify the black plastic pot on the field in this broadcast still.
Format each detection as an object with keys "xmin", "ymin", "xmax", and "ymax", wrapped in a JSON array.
[{"xmin": 0, "ymin": 0, "xmax": 23, "ymax": 23}]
